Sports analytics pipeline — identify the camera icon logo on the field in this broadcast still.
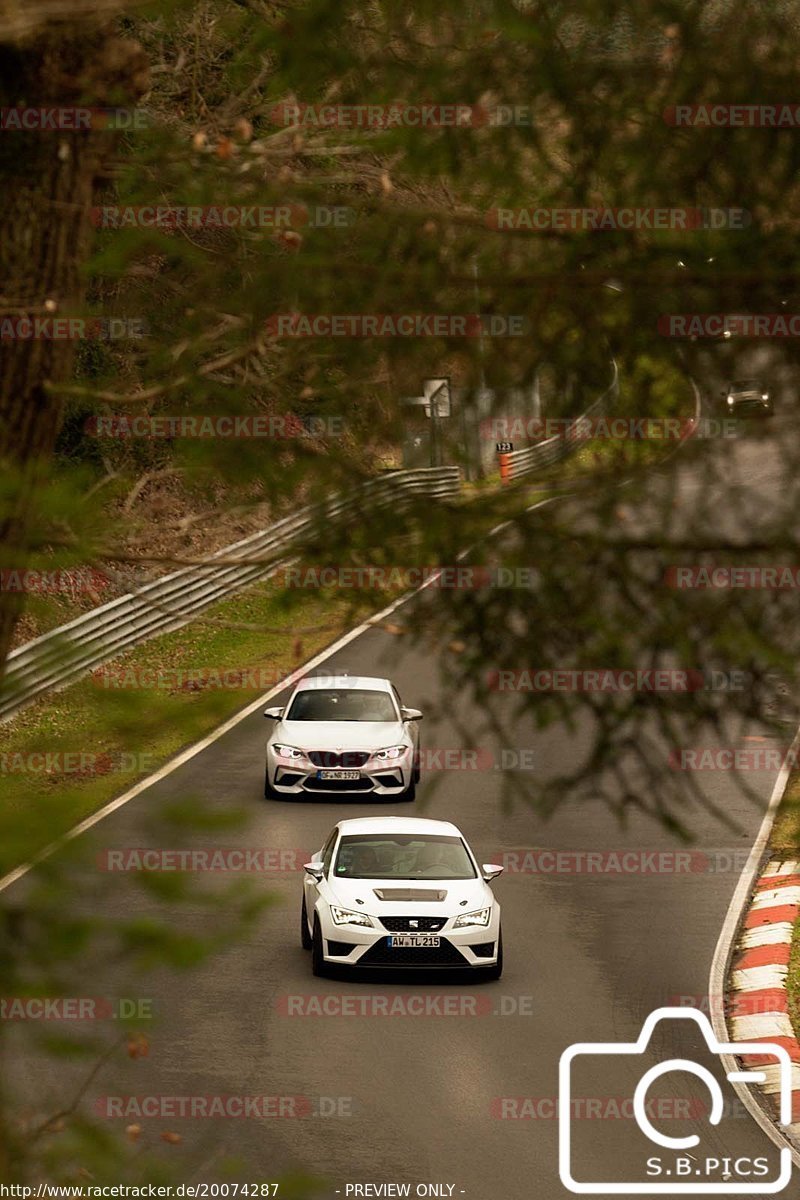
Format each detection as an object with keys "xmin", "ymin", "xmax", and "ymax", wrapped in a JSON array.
[{"xmin": 559, "ymin": 1007, "xmax": 792, "ymax": 1193}]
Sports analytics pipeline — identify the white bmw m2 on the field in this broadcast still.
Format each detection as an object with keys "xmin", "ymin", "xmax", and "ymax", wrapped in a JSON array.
[{"xmin": 265, "ymin": 675, "xmax": 422, "ymax": 801}]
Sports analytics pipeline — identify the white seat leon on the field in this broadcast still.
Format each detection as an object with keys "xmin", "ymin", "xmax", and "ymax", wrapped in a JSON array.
[{"xmin": 301, "ymin": 817, "xmax": 503, "ymax": 978}]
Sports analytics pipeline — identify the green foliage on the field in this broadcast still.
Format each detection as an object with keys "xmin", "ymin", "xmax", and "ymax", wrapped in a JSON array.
[{"xmin": 6, "ymin": 0, "xmax": 800, "ymax": 1185}]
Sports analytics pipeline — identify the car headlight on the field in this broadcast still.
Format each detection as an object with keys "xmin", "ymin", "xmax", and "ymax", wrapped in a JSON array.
[
  {"xmin": 453, "ymin": 907, "xmax": 492, "ymax": 928},
  {"xmin": 330, "ymin": 906, "xmax": 374, "ymax": 927},
  {"xmin": 762, "ymin": 393, "xmax": 769, "ymax": 401},
  {"xmin": 369, "ymin": 745, "xmax": 408, "ymax": 761},
  {"xmin": 272, "ymin": 744, "xmax": 307, "ymax": 760}
]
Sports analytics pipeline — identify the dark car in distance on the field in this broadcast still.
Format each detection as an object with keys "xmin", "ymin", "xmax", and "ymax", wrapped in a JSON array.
[{"xmin": 719, "ymin": 378, "xmax": 773, "ymax": 417}]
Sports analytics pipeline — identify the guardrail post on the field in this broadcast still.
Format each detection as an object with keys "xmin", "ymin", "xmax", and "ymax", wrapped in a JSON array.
[{"xmin": 498, "ymin": 453, "xmax": 512, "ymax": 484}]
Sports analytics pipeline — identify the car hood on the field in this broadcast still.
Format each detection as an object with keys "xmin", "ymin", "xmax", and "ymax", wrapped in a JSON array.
[
  {"xmin": 273, "ymin": 720, "xmax": 408, "ymax": 750},
  {"xmin": 326, "ymin": 876, "xmax": 493, "ymax": 916},
  {"xmin": 731, "ymin": 389, "xmax": 765, "ymax": 400}
]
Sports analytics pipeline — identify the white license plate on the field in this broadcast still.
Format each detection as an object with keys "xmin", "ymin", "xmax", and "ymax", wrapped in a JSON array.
[
  {"xmin": 388, "ymin": 935, "xmax": 441, "ymax": 948},
  {"xmin": 318, "ymin": 769, "xmax": 361, "ymax": 781}
]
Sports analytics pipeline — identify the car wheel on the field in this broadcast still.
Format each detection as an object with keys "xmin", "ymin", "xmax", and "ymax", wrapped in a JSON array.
[
  {"xmin": 301, "ymin": 896, "xmax": 312, "ymax": 950},
  {"xmin": 481, "ymin": 930, "xmax": 503, "ymax": 981},
  {"xmin": 264, "ymin": 767, "xmax": 281, "ymax": 800},
  {"xmin": 311, "ymin": 916, "xmax": 328, "ymax": 977},
  {"xmin": 413, "ymin": 753, "xmax": 421, "ymax": 785}
]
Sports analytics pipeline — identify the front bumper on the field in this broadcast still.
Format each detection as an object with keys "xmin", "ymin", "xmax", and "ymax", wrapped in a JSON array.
[
  {"xmin": 315, "ymin": 908, "xmax": 501, "ymax": 969},
  {"xmin": 267, "ymin": 749, "xmax": 414, "ymax": 796},
  {"xmin": 728, "ymin": 399, "xmax": 772, "ymax": 417}
]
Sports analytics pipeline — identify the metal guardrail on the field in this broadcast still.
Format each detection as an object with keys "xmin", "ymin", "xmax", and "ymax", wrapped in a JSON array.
[
  {"xmin": 0, "ymin": 467, "xmax": 461, "ymax": 721},
  {"xmin": 0, "ymin": 360, "xmax": 623, "ymax": 722},
  {"xmin": 498, "ymin": 362, "xmax": 619, "ymax": 482}
]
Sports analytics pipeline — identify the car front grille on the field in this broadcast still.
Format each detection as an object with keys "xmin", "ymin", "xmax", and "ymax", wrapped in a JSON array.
[
  {"xmin": 380, "ymin": 916, "xmax": 447, "ymax": 932},
  {"xmin": 732, "ymin": 397, "xmax": 768, "ymax": 414},
  {"xmin": 357, "ymin": 939, "xmax": 469, "ymax": 968},
  {"xmin": 308, "ymin": 750, "xmax": 371, "ymax": 768}
]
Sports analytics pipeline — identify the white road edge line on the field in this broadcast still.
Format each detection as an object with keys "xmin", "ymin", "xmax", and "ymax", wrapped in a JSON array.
[
  {"xmin": 0, "ymin": 499, "xmax": 557, "ymax": 895},
  {"xmin": 709, "ymin": 720, "xmax": 800, "ymax": 1168},
  {"xmin": 0, "ymin": 372, "xmax": 700, "ymax": 896}
]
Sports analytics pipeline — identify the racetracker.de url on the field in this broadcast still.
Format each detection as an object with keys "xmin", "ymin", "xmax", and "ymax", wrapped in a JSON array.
[{"xmin": 0, "ymin": 1187, "xmax": 280, "ymax": 1198}]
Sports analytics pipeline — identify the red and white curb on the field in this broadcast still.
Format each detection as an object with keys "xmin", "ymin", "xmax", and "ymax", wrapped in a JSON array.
[{"xmin": 727, "ymin": 857, "xmax": 800, "ymax": 1131}]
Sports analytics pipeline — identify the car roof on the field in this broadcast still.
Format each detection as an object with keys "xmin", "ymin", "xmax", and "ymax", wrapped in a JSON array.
[
  {"xmin": 292, "ymin": 675, "xmax": 393, "ymax": 693},
  {"xmin": 334, "ymin": 816, "xmax": 464, "ymax": 837}
]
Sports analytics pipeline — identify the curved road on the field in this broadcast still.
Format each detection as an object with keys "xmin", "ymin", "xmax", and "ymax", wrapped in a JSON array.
[{"xmin": 6, "ymin": 368, "xmax": 800, "ymax": 1197}]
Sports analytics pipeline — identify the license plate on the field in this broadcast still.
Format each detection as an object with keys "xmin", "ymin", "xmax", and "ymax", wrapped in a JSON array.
[
  {"xmin": 318, "ymin": 769, "xmax": 361, "ymax": 781},
  {"xmin": 388, "ymin": 935, "xmax": 441, "ymax": 948}
]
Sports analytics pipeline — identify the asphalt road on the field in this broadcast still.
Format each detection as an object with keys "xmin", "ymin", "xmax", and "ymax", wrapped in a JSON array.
[{"xmin": 6, "ymin": 368, "xmax": 800, "ymax": 1198}]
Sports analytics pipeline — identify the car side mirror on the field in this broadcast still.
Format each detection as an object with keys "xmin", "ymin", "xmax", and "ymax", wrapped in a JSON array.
[
  {"xmin": 482, "ymin": 863, "xmax": 504, "ymax": 881},
  {"xmin": 304, "ymin": 861, "xmax": 325, "ymax": 880},
  {"xmin": 401, "ymin": 707, "xmax": 423, "ymax": 721},
  {"xmin": 264, "ymin": 706, "xmax": 285, "ymax": 719}
]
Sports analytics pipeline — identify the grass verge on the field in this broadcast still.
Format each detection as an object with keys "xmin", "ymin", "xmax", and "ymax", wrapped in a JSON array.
[
  {"xmin": 0, "ymin": 576, "xmax": 399, "ymax": 877},
  {"xmin": 0, "ymin": 363, "xmax": 699, "ymax": 878}
]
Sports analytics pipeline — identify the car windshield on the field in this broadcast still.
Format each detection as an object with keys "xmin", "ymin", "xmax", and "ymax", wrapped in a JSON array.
[
  {"xmin": 333, "ymin": 834, "xmax": 477, "ymax": 879},
  {"xmin": 286, "ymin": 688, "xmax": 397, "ymax": 722},
  {"xmin": 730, "ymin": 379, "xmax": 761, "ymax": 390}
]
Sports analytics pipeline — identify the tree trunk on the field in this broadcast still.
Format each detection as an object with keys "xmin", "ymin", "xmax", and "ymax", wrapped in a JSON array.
[{"xmin": 0, "ymin": 27, "xmax": 147, "ymax": 681}]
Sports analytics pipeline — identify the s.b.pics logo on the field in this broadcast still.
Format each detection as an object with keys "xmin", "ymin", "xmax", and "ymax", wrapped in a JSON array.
[{"xmin": 559, "ymin": 1008, "xmax": 792, "ymax": 1193}]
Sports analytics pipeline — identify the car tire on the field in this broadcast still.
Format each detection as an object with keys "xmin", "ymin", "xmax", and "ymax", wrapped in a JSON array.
[
  {"xmin": 264, "ymin": 767, "xmax": 281, "ymax": 800},
  {"xmin": 301, "ymin": 896, "xmax": 312, "ymax": 950},
  {"xmin": 311, "ymin": 915, "xmax": 327, "ymax": 977},
  {"xmin": 481, "ymin": 930, "xmax": 503, "ymax": 981},
  {"xmin": 413, "ymin": 753, "xmax": 421, "ymax": 785}
]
